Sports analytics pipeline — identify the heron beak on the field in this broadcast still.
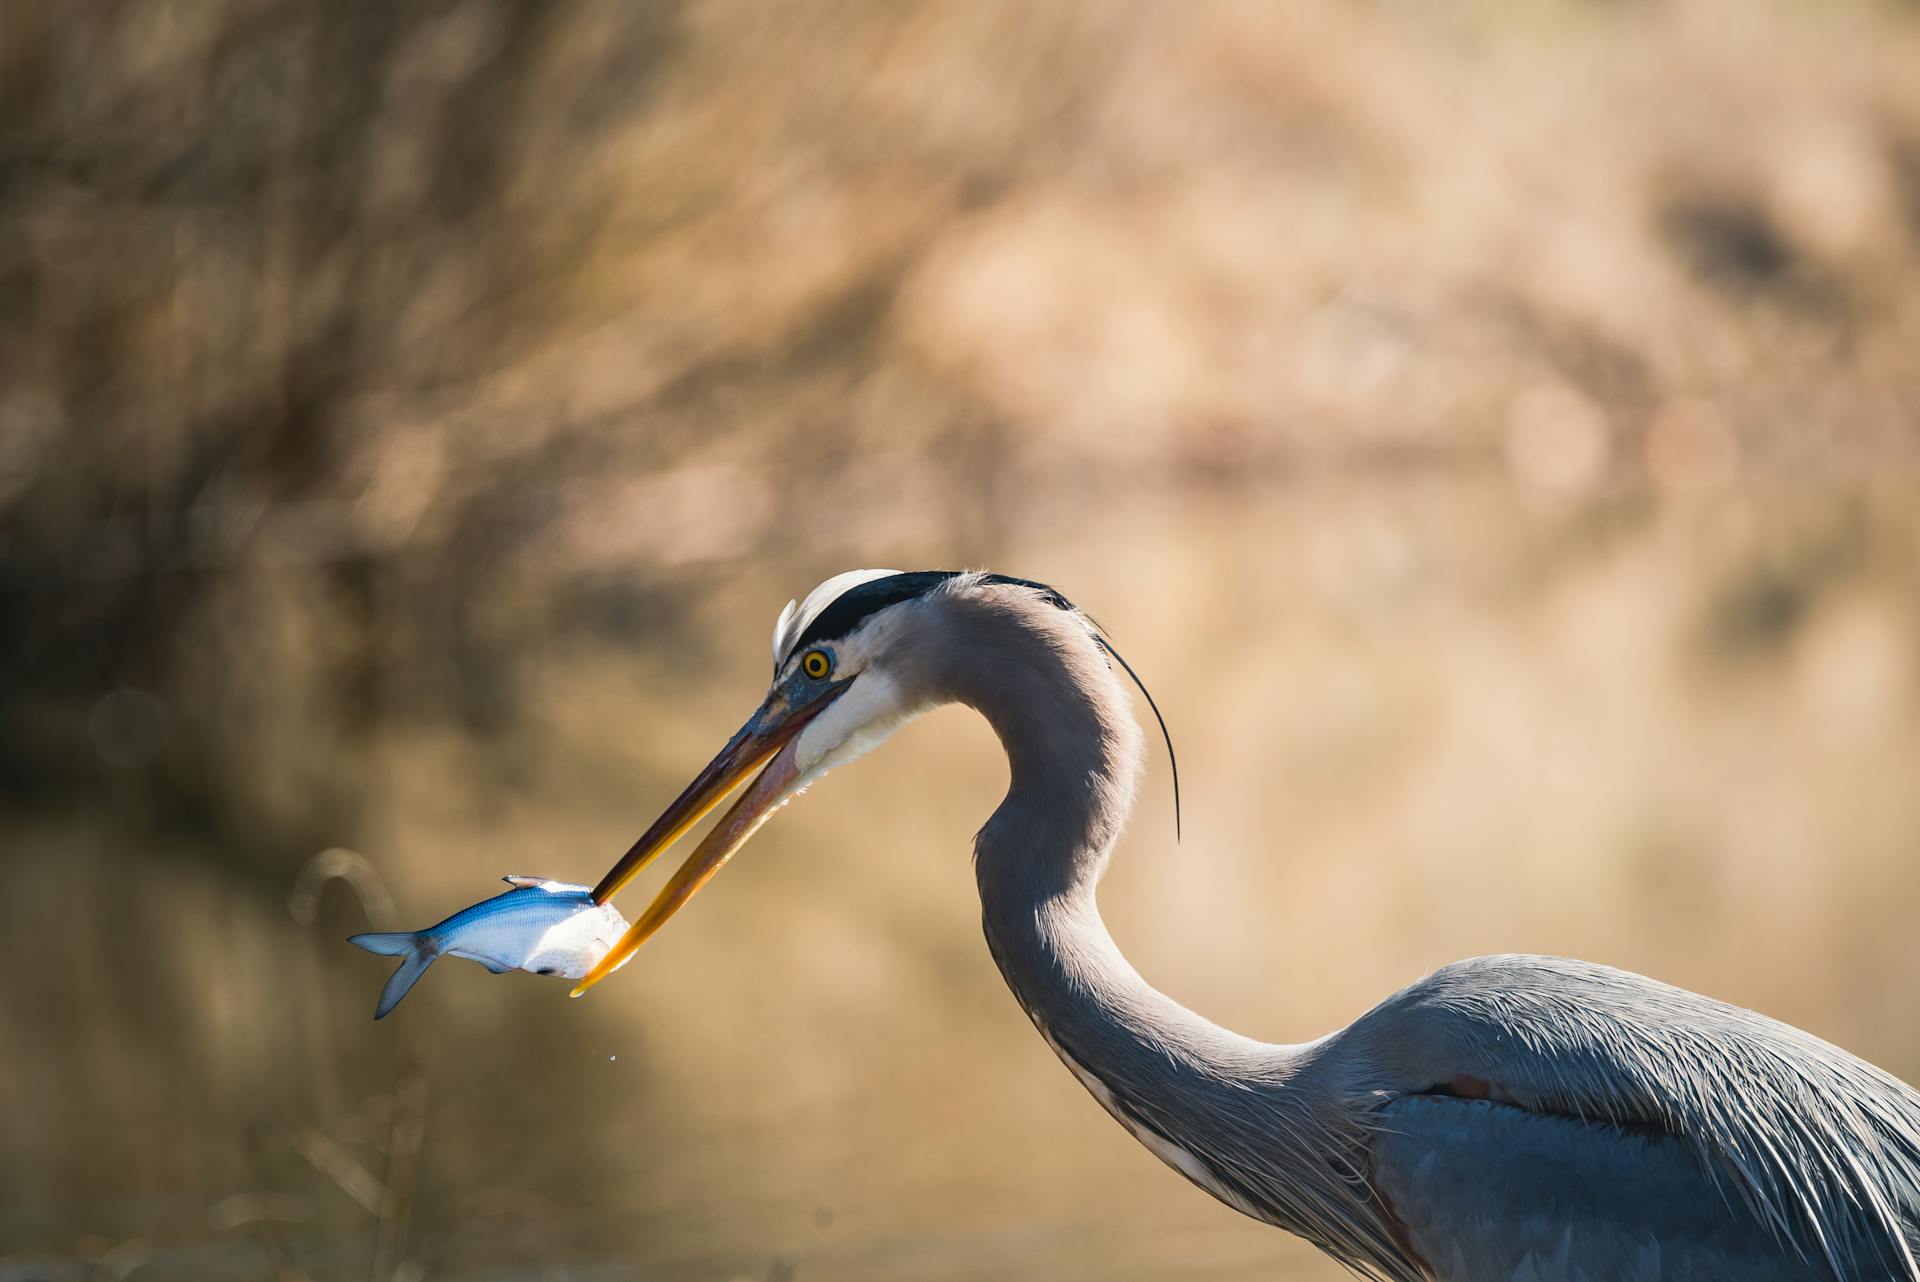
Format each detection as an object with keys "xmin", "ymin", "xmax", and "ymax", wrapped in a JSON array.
[{"xmin": 572, "ymin": 683, "xmax": 847, "ymax": 995}]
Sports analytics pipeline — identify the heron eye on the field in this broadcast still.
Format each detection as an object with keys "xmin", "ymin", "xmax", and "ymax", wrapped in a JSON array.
[{"xmin": 802, "ymin": 649, "xmax": 832, "ymax": 680}]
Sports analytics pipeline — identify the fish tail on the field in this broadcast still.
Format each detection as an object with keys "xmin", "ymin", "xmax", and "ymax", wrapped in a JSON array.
[{"xmin": 348, "ymin": 931, "xmax": 438, "ymax": 1020}]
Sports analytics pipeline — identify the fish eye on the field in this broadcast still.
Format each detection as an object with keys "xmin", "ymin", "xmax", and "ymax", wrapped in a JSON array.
[{"xmin": 802, "ymin": 649, "xmax": 832, "ymax": 680}]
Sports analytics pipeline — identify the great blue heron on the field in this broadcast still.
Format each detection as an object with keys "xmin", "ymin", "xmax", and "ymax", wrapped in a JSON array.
[{"xmin": 574, "ymin": 569, "xmax": 1920, "ymax": 1280}]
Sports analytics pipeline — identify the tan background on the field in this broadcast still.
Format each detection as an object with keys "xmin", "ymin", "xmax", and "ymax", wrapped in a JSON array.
[{"xmin": 4, "ymin": 1, "xmax": 1920, "ymax": 1278}]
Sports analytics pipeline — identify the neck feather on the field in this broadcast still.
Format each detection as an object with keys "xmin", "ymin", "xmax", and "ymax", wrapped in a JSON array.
[
  {"xmin": 902, "ymin": 583, "xmax": 1420, "ymax": 1275},
  {"xmin": 925, "ymin": 588, "xmax": 1284, "ymax": 1149}
]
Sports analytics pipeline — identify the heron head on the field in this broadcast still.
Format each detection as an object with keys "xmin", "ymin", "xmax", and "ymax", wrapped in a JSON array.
[
  {"xmin": 572, "ymin": 569, "xmax": 975, "ymax": 993},
  {"xmin": 573, "ymin": 567, "xmax": 1171, "ymax": 995}
]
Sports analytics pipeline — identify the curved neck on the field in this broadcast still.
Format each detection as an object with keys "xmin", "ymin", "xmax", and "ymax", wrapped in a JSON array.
[
  {"xmin": 924, "ymin": 588, "xmax": 1285, "ymax": 1125},
  {"xmin": 904, "ymin": 585, "xmax": 1412, "ymax": 1274}
]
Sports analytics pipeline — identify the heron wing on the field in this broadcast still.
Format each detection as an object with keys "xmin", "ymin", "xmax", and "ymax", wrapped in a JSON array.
[
  {"xmin": 1373, "ymin": 1094, "xmax": 1826, "ymax": 1281},
  {"xmin": 1345, "ymin": 955, "xmax": 1920, "ymax": 1281}
]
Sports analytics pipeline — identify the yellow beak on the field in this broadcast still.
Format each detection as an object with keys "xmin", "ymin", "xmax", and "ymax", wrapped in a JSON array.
[{"xmin": 572, "ymin": 683, "xmax": 846, "ymax": 996}]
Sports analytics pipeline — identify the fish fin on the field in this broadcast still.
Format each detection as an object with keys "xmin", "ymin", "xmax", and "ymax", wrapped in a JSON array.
[
  {"xmin": 446, "ymin": 947, "xmax": 517, "ymax": 974},
  {"xmin": 370, "ymin": 944, "xmax": 437, "ymax": 1020},
  {"xmin": 501, "ymin": 875, "xmax": 547, "ymax": 889},
  {"xmin": 348, "ymin": 931, "xmax": 419, "ymax": 957}
]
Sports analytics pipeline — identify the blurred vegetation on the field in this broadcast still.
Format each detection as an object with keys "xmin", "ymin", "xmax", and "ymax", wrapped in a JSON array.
[{"xmin": 3, "ymin": 0, "xmax": 1920, "ymax": 1279}]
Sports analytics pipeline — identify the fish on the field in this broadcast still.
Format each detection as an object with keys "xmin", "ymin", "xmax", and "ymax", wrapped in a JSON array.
[{"xmin": 348, "ymin": 877, "xmax": 630, "ymax": 1019}]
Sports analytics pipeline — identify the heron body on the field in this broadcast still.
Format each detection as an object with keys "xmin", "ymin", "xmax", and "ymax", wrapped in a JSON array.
[{"xmin": 580, "ymin": 570, "xmax": 1920, "ymax": 1281}]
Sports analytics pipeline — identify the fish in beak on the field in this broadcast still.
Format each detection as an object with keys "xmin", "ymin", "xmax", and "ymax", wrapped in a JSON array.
[{"xmin": 572, "ymin": 680, "xmax": 850, "ymax": 995}]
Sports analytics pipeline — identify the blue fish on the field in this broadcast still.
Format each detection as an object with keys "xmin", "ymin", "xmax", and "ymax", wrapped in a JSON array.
[{"xmin": 349, "ymin": 877, "xmax": 629, "ymax": 1019}]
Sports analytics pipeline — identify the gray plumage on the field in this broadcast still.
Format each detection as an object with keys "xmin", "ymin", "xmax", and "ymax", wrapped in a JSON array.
[{"xmin": 810, "ymin": 572, "xmax": 1920, "ymax": 1281}]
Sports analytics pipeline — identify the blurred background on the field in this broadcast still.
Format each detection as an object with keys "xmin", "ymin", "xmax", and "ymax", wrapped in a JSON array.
[{"xmin": 4, "ymin": 0, "xmax": 1920, "ymax": 1278}]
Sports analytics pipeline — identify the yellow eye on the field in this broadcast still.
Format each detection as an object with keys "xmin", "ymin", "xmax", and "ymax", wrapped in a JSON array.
[{"xmin": 802, "ymin": 649, "xmax": 832, "ymax": 680}]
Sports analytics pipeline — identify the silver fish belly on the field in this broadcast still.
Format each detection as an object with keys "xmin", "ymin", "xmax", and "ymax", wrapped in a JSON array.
[{"xmin": 348, "ymin": 877, "xmax": 630, "ymax": 1019}]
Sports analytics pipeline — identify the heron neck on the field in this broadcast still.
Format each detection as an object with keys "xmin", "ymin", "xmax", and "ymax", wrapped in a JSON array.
[
  {"xmin": 913, "ymin": 586, "xmax": 1403, "ymax": 1272},
  {"xmin": 935, "ymin": 590, "xmax": 1290, "ymax": 1161},
  {"xmin": 974, "ymin": 776, "xmax": 1282, "ymax": 1103}
]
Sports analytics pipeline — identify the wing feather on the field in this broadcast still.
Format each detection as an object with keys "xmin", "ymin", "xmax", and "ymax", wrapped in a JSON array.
[{"xmin": 1346, "ymin": 956, "xmax": 1920, "ymax": 1280}]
